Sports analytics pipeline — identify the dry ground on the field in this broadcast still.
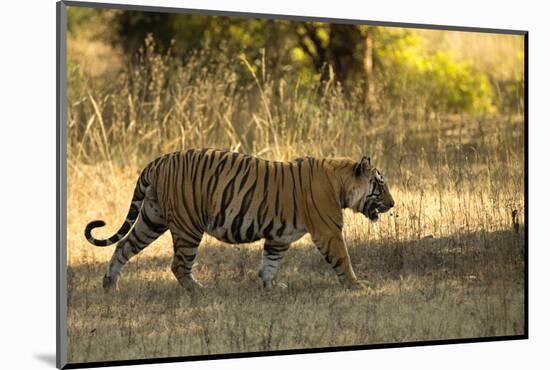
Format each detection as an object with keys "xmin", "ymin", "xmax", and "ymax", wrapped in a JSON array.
[{"xmin": 66, "ymin": 205, "xmax": 524, "ymax": 363}]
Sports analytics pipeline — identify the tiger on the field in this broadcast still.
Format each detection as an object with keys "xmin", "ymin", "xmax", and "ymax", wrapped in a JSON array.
[{"xmin": 85, "ymin": 148, "xmax": 395, "ymax": 291}]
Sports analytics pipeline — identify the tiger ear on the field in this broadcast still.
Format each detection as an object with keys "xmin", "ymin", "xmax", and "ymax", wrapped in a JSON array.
[{"xmin": 354, "ymin": 156, "xmax": 371, "ymax": 177}]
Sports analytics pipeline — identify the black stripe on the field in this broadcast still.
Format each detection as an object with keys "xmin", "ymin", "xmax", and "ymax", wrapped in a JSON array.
[
  {"xmin": 275, "ymin": 189, "xmax": 280, "ymax": 215},
  {"xmin": 131, "ymin": 230, "xmax": 149, "ymax": 246},
  {"xmin": 264, "ymin": 245, "xmax": 276, "ymax": 255},
  {"xmin": 206, "ymin": 154, "xmax": 228, "ymax": 206},
  {"xmin": 231, "ymin": 155, "xmax": 248, "ymax": 190},
  {"xmin": 216, "ymin": 177, "xmax": 236, "ymax": 227},
  {"xmin": 174, "ymin": 252, "xmax": 185, "ymax": 264},
  {"xmin": 230, "ymin": 152, "xmax": 239, "ymax": 167},
  {"xmin": 128, "ymin": 203, "xmax": 140, "ymax": 220},
  {"xmin": 126, "ymin": 236, "xmax": 141, "ymax": 254},
  {"xmin": 117, "ymin": 254, "xmax": 127, "ymax": 265},
  {"xmin": 120, "ymin": 243, "xmax": 131, "ymax": 260},
  {"xmin": 206, "ymin": 150, "xmax": 217, "ymax": 170},
  {"xmin": 141, "ymin": 209, "xmax": 166, "ymax": 233},
  {"xmin": 116, "ymin": 220, "xmax": 133, "ymax": 237},
  {"xmin": 263, "ymin": 161, "xmax": 270, "ymax": 192},
  {"xmin": 288, "ymin": 163, "xmax": 298, "ymax": 229},
  {"xmin": 333, "ymin": 257, "xmax": 344, "ymax": 269},
  {"xmin": 175, "ymin": 233, "xmax": 201, "ymax": 246},
  {"xmin": 246, "ymin": 222, "xmax": 255, "ymax": 241},
  {"xmin": 296, "ymin": 158, "xmax": 304, "ymax": 190},
  {"xmin": 199, "ymin": 151, "xmax": 213, "ymax": 223},
  {"xmin": 257, "ymin": 165, "xmax": 270, "ymax": 225},
  {"xmin": 188, "ymin": 150, "xmax": 199, "ymax": 179},
  {"xmin": 263, "ymin": 219, "xmax": 274, "ymax": 240},
  {"xmin": 280, "ymin": 162, "xmax": 285, "ymax": 190},
  {"xmin": 142, "ymin": 230, "xmax": 158, "ymax": 240},
  {"xmin": 266, "ymin": 254, "xmax": 283, "ymax": 261},
  {"xmin": 134, "ymin": 177, "xmax": 147, "ymax": 201},
  {"xmin": 108, "ymin": 234, "xmax": 121, "ymax": 244},
  {"xmin": 183, "ymin": 254, "xmax": 196, "ymax": 262},
  {"xmin": 189, "ymin": 150, "xmax": 203, "ymax": 224},
  {"xmin": 238, "ymin": 163, "xmax": 252, "ymax": 192},
  {"xmin": 276, "ymin": 220, "xmax": 286, "ymax": 238},
  {"xmin": 231, "ymin": 167, "xmax": 258, "ymax": 242}
]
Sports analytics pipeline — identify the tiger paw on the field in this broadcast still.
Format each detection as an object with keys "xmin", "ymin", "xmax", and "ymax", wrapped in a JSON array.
[
  {"xmin": 177, "ymin": 275, "xmax": 204, "ymax": 290},
  {"xmin": 262, "ymin": 280, "xmax": 288, "ymax": 290},
  {"xmin": 262, "ymin": 280, "xmax": 274, "ymax": 290},
  {"xmin": 102, "ymin": 275, "xmax": 118, "ymax": 292},
  {"xmin": 348, "ymin": 279, "xmax": 371, "ymax": 290},
  {"xmin": 188, "ymin": 280, "xmax": 204, "ymax": 289}
]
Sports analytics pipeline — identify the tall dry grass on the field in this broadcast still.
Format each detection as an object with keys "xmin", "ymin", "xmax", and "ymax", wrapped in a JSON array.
[{"xmin": 66, "ymin": 35, "xmax": 525, "ymax": 363}]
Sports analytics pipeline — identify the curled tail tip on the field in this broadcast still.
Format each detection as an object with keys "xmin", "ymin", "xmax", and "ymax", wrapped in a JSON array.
[
  {"xmin": 86, "ymin": 220, "xmax": 106, "ymax": 229},
  {"xmin": 85, "ymin": 220, "xmax": 110, "ymax": 247}
]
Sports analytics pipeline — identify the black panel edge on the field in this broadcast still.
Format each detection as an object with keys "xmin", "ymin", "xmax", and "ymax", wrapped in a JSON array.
[
  {"xmin": 63, "ymin": 335, "xmax": 528, "ymax": 369},
  {"xmin": 61, "ymin": 0, "xmax": 527, "ymax": 35}
]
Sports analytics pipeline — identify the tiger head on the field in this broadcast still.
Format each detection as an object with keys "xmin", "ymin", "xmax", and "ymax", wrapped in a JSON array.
[{"xmin": 348, "ymin": 156, "xmax": 395, "ymax": 222}]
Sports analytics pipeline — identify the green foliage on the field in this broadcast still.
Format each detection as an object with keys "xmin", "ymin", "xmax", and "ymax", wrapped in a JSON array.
[
  {"xmin": 67, "ymin": 7, "xmax": 97, "ymax": 35},
  {"xmin": 376, "ymin": 29, "xmax": 495, "ymax": 114},
  {"xmin": 67, "ymin": 7, "xmax": 119, "ymax": 39},
  {"xmin": 68, "ymin": 8, "xmax": 524, "ymax": 116}
]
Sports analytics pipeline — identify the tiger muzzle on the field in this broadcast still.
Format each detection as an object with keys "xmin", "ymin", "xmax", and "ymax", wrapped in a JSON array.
[
  {"xmin": 363, "ymin": 199, "xmax": 394, "ymax": 221},
  {"xmin": 363, "ymin": 200, "xmax": 379, "ymax": 221}
]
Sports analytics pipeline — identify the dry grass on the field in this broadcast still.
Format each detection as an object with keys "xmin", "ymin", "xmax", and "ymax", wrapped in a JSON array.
[
  {"xmin": 65, "ymin": 36, "xmax": 525, "ymax": 363},
  {"xmin": 66, "ymin": 228, "xmax": 524, "ymax": 363},
  {"xmin": 66, "ymin": 204, "xmax": 524, "ymax": 363}
]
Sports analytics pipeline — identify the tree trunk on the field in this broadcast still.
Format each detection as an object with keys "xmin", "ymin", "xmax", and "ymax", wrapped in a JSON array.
[
  {"xmin": 328, "ymin": 24, "xmax": 359, "ymax": 83},
  {"xmin": 363, "ymin": 28, "xmax": 377, "ymax": 114}
]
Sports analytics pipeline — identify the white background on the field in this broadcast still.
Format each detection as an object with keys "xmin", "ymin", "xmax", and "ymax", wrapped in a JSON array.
[{"xmin": 0, "ymin": 0, "xmax": 547, "ymax": 369}]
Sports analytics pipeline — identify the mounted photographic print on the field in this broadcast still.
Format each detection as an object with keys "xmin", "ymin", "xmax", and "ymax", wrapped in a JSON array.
[{"xmin": 56, "ymin": 1, "xmax": 527, "ymax": 368}]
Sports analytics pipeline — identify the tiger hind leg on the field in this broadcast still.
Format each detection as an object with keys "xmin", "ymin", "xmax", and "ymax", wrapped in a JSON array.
[
  {"xmin": 103, "ymin": 187, "xmax": 168, "ymax": 291},
  {"xmin": 258, "ymin": 242, "xmax": 290, "ymax": 289},
  {"xmin": 170, "ymin": 232, "xmax": 204, "ymax": 289}
]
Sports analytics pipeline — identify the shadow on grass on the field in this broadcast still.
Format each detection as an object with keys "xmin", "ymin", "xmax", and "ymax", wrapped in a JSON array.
[
  {"xmin": 65, "ymin": 228, "xmax": 525, "ymax": 363},
  {"xmin": 67, "ymin": 228, "xmax": 524, "ymax": 294}
]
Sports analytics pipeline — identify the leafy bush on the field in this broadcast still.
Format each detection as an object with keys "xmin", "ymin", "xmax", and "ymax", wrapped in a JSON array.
[{"xmin": 376, "ymin": 31, "xmax": 495, "ymax": 115}]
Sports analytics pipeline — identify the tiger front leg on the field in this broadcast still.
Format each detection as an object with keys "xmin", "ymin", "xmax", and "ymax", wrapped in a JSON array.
[{"xmin": 312, "ymin": 234, "xmax": 366, "ymax": 289}]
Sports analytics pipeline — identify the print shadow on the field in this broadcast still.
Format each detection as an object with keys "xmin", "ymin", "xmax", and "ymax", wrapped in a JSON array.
[{"xmin": 33, "ymin": 353, "xmax": 56, "ymax": 367}]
